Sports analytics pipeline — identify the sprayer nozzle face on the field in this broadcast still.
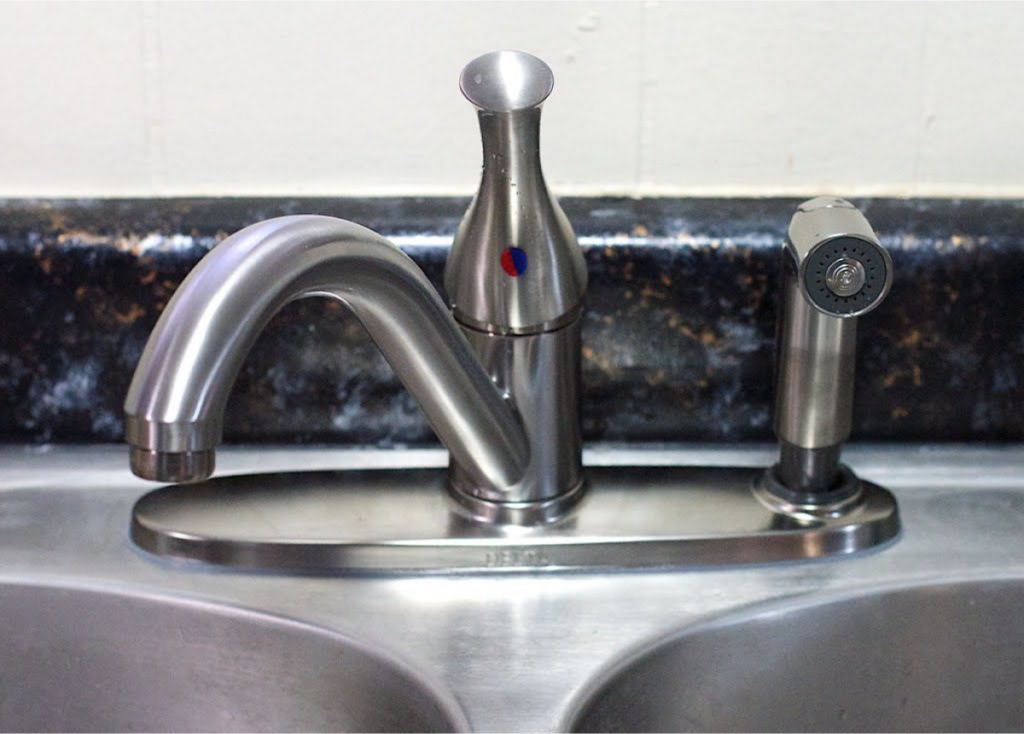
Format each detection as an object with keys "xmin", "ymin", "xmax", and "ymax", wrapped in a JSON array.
[
  {"xmin": 825, "ymin": 257, "xmax": 866, "ymax": 297},
  {"xmin": 803, "ymin": 236, "xmax": 890, "ymax": 317}
]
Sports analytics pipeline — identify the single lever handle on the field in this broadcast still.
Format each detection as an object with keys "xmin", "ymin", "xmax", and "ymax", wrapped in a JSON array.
[
  {"xmin": 443, "ymin": 51, "xmax": 586, "ymax": 522},
  {"xmin": 446, "ymin": 50, "xmax": 586, "ymax": 335},
  {"xmin": 459, "ymin": 50, "xmax": 554, "ymax": 113}
]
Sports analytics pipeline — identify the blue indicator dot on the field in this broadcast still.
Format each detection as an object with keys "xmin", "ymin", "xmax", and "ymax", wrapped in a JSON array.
[{"xmin": 501, "ymin": 247, "xmax": 528, "ymax": 277}]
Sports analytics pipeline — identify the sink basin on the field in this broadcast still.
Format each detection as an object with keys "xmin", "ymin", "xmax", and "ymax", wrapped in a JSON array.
[
  {"xmin": 570, "ymin": 578, "xmax": 1024, "ymax": 732},
  {"xmin": 4, "ymin": 445, "xmax": 1024, "ymax": 733},
  {"xmin": 0, "ymin": 582, "xmax": 464, "ymax": 733}
]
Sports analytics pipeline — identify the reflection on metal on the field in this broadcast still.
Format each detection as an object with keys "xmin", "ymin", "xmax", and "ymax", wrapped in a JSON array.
[
  {"xmin": 0, "ymin": 583, "xmax": 466, "ymax": 733},
  {"xmin": 570, "ymin": 579, "xmax": 1024, "ymax": 732},
  {"xmin": 448, "ymin": 50, "xmax": 587, "ymax": 335},
  {"xmin": 5, "ymin": 444, "xmax": 1021, "ymax": 732},
  {"xmin": 446, "ymin": 51, "xmax": 587, "ymax": 516},
  {"xmin": 130, "ymin": 465, "xmax": 899, "ymax": 574},
  {"xmin": 123, "ymin": 216, "xmax": 530, "ymax": 494}
]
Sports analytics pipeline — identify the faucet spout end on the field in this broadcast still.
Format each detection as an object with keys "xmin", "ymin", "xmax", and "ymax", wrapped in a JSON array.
[
  {"xmin": 124, "ymin": 414, "xmax": 221, "ymax": 482},
  {"xmin": 130, "ymin": 446, "xmax": 216, "ymax": 483}
]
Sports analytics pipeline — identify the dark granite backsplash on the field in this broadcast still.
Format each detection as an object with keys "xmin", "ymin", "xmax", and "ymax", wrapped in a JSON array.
[{"xmin": 1, "ymin": 197, "xmax": 1021, "ymax": 445}]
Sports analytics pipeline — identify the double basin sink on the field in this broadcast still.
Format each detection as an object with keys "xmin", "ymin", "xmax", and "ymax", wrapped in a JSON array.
[{"xmin": 2, "ymin": 444, "xmax": 1022, "ymax": 731}]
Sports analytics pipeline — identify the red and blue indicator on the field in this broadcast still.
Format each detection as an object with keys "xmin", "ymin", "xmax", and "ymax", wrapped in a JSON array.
[{"xmin": 500, "ymin": 247, "xmax": 528, "ymax": 277}]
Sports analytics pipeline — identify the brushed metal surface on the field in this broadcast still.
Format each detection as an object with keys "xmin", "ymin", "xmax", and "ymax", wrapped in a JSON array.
[
  {"xmin": 450, "ymin": 321, "xmax": 583, "ymax": 511},
  {"xmin": 774, "ymin": 261, "xmax": 858, "ymax": 449},
  {"xmin": 569, "ymin": 578, "xmax": 1024, "ymax": 732},
  {"xmin": 126, "ymin": 51, "xmax": 588, "ymax": 517},
  {"xmin": 459, "ymin": 50, "xmax": 554, "ymax": 113},
  {"xmin": 2, "ymin": 444, "xmax": 1023, "ymax": 733},
  {"xmin": 447, "ymin": 51, "xmax": 587, "ymax": 335},
  {"xmin": 128, "ymin": 466, "xmax": 898, "ymax": 573},
  {"xmin": 773, "ymin": 199, "xmax": 894, "ymax": 496},
  {"xmin": 0, "ymin": 582, "xmax": 465, "ymax": 733},
  {"xmin": 122, "ymin": 215, "xmax": 529, "ymax": 498},
  {"xmin": 443, "ymin": 51, "xmax": 586, "ymax": 514}
]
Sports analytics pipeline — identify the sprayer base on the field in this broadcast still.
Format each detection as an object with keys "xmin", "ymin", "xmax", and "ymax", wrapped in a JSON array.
[
  {"xmin": 129, "ymin": 447, "xmax": 215, "ymax": 484},
  {"xmin": 759, "ymin": 462, "xmax": 863, "ymax": 508}
]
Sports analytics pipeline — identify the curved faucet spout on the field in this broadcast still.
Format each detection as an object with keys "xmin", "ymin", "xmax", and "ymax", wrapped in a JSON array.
[{"xmin": 124, "ymin": 215, "xmax": 530, "ymax": 489}]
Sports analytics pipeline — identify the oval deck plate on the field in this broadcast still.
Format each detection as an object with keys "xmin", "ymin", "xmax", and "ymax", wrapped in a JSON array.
[{"xmin": 131, "ymin": 466, "xmax": 900, "ymax": 574}]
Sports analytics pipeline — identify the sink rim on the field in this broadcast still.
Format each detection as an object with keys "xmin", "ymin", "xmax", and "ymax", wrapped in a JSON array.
[
  {"xmin": 560, "ymin": 570, "xmax": 1024, "ymax": 732},
  {"xmin": 6, "ymin": 443, "xmax": 1024, "ymax": 733},
  {"xmin": 0, "ymin": 572, "xmax": 473, "ymax": 733}
]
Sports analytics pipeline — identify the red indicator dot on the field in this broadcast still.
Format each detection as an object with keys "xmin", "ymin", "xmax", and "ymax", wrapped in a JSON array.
[{"xmin": 501, "ymin": 247, "xmax": 528, "ymax": 277}]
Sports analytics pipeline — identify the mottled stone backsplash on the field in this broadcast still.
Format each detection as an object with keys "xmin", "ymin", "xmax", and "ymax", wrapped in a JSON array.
[{"xmin": 0, "ymin": 197, "xmax": 1021, "ymax": 445}]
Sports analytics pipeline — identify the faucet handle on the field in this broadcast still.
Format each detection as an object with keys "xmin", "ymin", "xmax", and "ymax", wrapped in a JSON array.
[
  {"xmin": 447, "ymin": 50, "xmax": 586, "ymax": 335},
  {"xmin": 459, "ymin": 50, "xmax": 554, "ymax": 113}
]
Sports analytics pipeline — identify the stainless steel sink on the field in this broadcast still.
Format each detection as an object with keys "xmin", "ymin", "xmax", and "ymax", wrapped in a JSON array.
[
  {"xmin": 3, "ymin": 444, "xmax": 1024, "ymax": 732},
  {"xmin": 0, "ymin": 582, "xmax": 465, "ymax": 733},
  {"xmin": 569, "ymin": 578, "xmax": 1024, "ymax": 732}
]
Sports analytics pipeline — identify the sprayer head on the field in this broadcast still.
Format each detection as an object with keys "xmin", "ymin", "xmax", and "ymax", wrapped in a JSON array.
[{"xmin": 786, "ymin": 197, "xmax": 893, "ymax": 318}]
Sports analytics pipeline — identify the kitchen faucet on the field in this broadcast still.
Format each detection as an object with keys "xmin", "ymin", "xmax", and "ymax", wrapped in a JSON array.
[
  {"xmin": 126, "ymin": 54, "xmax": 900, "ymax": 573},
  {"xmin": 125, "ymin": 51, "xmax": 585, "ymax": 526}
]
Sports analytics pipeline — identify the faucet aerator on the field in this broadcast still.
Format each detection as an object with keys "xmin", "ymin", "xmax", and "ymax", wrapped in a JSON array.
[{"xmin": 130, "ymin": 447, "xmax": 216, "ymax": 484}]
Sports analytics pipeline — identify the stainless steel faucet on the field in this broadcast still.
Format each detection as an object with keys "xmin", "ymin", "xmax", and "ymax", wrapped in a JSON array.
[
  {"xmin": 764, "ymin": 197, "xmax": 894, "ymax": 504},
  {"xmin": 445, "ymin": 51, "xmax": 587, "ymax": 523},
  {"xmin": 124, "ymin": 51, "xmax": 585, "ymax": 525},
  {"xmin": 124, "ymin": 193, "xmax": 901, "ymax": 571},
  {"xmin": 123, "ymin": 57, "xmax": 903, "ymax": 573}
]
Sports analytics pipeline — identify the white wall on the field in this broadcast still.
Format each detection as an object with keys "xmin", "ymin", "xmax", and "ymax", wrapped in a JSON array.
[{"xmin": 1, "ymin": 1, "xmax": 1021, "ymax": 198}]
